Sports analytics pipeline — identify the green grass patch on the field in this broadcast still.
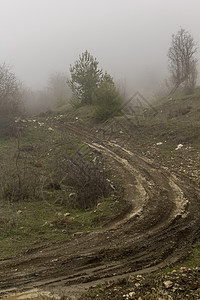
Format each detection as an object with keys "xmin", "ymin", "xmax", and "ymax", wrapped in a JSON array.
[
  {"xmin": 0, "ymin": 119, "xmax": 124, "ymax": 259},
  {"xmin": 0, "ymin": 193, "xmax": 122, "ymax": 259}
]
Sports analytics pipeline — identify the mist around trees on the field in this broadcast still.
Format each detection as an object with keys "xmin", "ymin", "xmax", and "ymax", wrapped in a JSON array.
[
  {"xmin": 0, "ymin": 28, "xmax": 199, "ymax": 136},
  {"xmin": 67, "ymin": 51, "xmax": 122, "ymax": 120},
  {"xmin": 0, "ymin": 63, "xmax": 23, "ymax": 136},
  {"xmin": 22, "ymin": 71, "xmax": 72, "ymax": 115},
  {"xmin": 168, "ymin": 28, "xmax": 198, "ymax": 95}
]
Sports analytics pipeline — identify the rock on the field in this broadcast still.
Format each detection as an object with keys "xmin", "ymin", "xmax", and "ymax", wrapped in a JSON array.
[
  {"xmin": 175, "ymin": 144, "xmax": 183, "ymax": 150},
  {"xmin": 56, "ymin": 212, "xmax": 62, "ymax": 216},
  {"xmin": 128, "ymin": 292, "xmax": 135, "ymax": 297},
  {"xmin": 136, "ymin": 275, "xmax": 144, "ymax": 279},
  {"xmin": 110, "ymin": 183, "xmax": 115, "ymax": 190},
  {"xmin": 42, "ymin": 221, "xmax": 49, "ymax": 227},
  {"xmin": 163, "ymin": 280, "xmax": 173, "ymax": 289},
  {"xmin": 69, "ymin": 192, "xmax": 77, "ymax": 200},
  {"xmin": 64, "ymin": 212, "xmax": 71, "ymax": 217},
  {"xmin": 92, "ymin": 157, "xmax": 98, "ymax": 164},
  {"xmin": 135, "ymin": 283, "xmax": 140, "ymax": 287},
  {"xmin": 73, "ymin": 232, "xmax": 84, "ymax": 237}
]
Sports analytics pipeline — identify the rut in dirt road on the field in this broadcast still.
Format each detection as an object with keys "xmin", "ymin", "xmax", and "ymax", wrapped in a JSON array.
[{"xmin": 0, "ymin": 129, "xmax": 200, "ymax": 299}]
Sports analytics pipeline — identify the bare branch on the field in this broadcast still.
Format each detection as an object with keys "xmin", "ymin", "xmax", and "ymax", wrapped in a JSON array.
[{"xmin": 168, "ymin": 28, "xmax": 198, "ymax": 94}]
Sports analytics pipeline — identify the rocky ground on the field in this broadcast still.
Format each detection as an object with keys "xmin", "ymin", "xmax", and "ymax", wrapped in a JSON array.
[{"xmin": 81, "ymin": 267, "xmax": 200, "ymax": 299}]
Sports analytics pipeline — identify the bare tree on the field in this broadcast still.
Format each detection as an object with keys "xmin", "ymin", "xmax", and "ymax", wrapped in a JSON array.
[
  {"xmin": 168, "ymin": 28, "xmax": 198, "ymax": 94},
  {"xmin": 0, "ymin": 63, "xmax": 22, "ymax": 136}
]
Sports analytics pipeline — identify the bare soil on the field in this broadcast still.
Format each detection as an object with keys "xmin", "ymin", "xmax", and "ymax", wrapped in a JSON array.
[{"xmin": 0, "ymin": 120, "xmax": 200, "ymax": 299}]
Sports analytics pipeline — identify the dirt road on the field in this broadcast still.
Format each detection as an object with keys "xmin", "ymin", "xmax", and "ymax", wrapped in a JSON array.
[{"xmin": 0, "ymin": 125, "xmax": 200, "ymax": 299}]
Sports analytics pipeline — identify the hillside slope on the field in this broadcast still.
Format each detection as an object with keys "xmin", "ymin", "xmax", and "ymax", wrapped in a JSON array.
[{"xmin": 0, "ymin": 89, "xmax": 200, "ymax": 299}]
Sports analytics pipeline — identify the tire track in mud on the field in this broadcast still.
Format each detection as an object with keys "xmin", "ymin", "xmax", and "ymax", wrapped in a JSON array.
[{"xmin": 0, "ymin": 124, "xmax": 200, "ymax": 299}]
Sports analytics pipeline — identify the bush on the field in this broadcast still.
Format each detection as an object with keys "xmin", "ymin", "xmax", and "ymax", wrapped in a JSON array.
[
  {"xmin": 57, "ymin": 153, "xmax": 111, "ymax": 210},
  {"xmin": 68, "ymin": 51, "xmax": 103, "ymax": 106},
  {"xmin": 0, "ymin": 63, "xmax": 23, "ymax": 137},
  {"xmin": 0, "ymin": 137, "xmax": 41, "ymax": 202},
  {"xmin": 92, "ymin": 73, "xmax": 122, "ymax": 120}
]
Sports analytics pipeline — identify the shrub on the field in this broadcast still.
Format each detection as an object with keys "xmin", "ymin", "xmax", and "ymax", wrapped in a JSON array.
[
  {"xmin": 67, "ymin": 51, "xmax": 103, "ymax": 106},
  {"xmin": 92, "ymin": 73, "xmax": 122, "ymax": 120},
  {"xmin": 0, "ymin": 63, "xmax": 22, "ymax": 137},
  {"xmin": 57, "ymin": 153, "xmax": 111, "ymax": 210}
]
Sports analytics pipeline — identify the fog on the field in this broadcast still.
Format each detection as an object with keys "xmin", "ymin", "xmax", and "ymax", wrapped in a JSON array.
[{"xmin": 0, "ymin": 0, "xmax": 200, "ymax": 98}]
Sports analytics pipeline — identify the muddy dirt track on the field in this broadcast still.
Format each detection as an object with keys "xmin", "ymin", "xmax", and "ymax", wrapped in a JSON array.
[{"xmin": 0, "ymin": 124, "xmax": 200, "ymax": 299}]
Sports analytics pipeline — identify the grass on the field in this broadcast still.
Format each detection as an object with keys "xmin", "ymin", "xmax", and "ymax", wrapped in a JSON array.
[
  {"xmin": 182, "ymin": 243, "xmax": 200, "ymax": 268},
  {"xmin": 0, "ymin": 193, "xmax": 123, "ymax": 259},
  {"xmin": 0, "ymin": 117, "xmax": 124, "ymax": 259},
  {"xmin": 1, "ymin": 87, "xmax": 200, "ymax": 297},
  {"xmin": 158, "ymin": 243, "xmax": 200, "ymax": 275}
]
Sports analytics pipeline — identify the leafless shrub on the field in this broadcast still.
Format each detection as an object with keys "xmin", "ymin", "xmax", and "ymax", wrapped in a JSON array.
[
  {"xmin": 0, "ymin": 134, "xmax": 41, "ymax": 202},
  {"xmin": 168, "ymin": 28, "xmax": 198, "ymax": 94},
  {"xmin": 57, "ymin": 152, "xmax": 111, "ymax": 210},
  {"xmin": 0, "ymin": 63, "xmax": 23, "ymax": 136}
]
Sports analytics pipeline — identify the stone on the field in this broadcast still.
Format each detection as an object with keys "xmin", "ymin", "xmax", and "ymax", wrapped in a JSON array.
[
  {"xmin": 69, "ymin": 192, "xmax": 77, "ymax": 200},
  {"xmin": 163, "ymin": 280, "xmax": 173, "ymax": 289},
  {"xmin": 56, "ymin": 212, "xmax": 62, "ymax": 216},
  {"xmin": 64, "ymin": 212, "xmax": 71, "ymax": 217},
  {"xmin": 175, "ymin": 144, "xmax": 183, "ymax": 150},
  {"xmin": 73, "ymin": 232, "xmax": 84, "ymax": 237}
]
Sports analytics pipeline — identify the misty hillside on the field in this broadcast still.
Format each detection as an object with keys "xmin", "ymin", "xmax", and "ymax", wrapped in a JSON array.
[
  {"xmin": 152, "ymin": 88, "xmax": 200, "ymax": 123},
  {"xmin": 0, "ymin": 86, "xmax": 200, "ymax": 299},
  {"xmin": 0, "ymin": 0, "xmax": 200, "ymax": 298}
]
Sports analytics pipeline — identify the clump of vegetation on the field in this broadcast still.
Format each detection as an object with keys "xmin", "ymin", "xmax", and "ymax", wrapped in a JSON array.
[
  {"xmin": 168, "ymin": 28, "xmax": 198, "ymax": 95},
  {"xmin": 67, "ymin": 50, "xmax": 122, "ymax": 120},
  {"xmin": 0, "ymin": 117, "xmax": 124, "ymax": 258},
  {"xmin": 0, "ymin": 215, "xmax": 16, "ymax": 234},
  {"xmin": 67, "ymin": 50, "xmax": 103, "ymax": 106},
  {"xmin": 92, "ymin": 73, "xmax": 122, "ymax": 120},
  {"xmin": 0, "ymin": 133, "xmax": 42, "ymax": 202},
  {"xmin": 57, "ymin": 151, "xmax": 111, "ymax": 210},
  {"xmin": 0, "ymin": 63, "xmax": 23, "ymax": 137}
]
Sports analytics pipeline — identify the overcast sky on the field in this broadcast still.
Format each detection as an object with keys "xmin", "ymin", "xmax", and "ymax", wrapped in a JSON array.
[{"xmin": 0, "ymin": 0, "xmax": 200, "ymax": 96}]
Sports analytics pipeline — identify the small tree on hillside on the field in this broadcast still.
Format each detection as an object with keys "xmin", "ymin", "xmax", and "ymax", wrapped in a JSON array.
[
  {"xmin": 168, "ymin": 28, "xmax": 198, "ymax": 94},
  {"xmin": 0, "ymin": 63, "xmax": 22, "ymax": 136},
  {"xmin": 92, "ymin": 73, "xmax": 122, "ymax": 120},
  {"xmin": 67, "ymin": 51, "xmax": 103, "ymax": 106}
]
